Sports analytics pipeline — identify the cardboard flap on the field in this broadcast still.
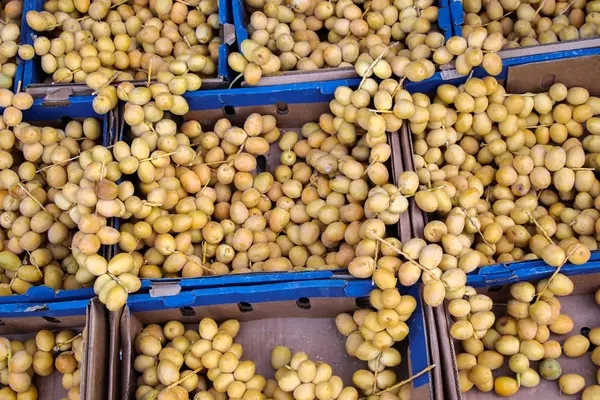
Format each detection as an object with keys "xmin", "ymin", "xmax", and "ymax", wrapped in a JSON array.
[
  {"xmin": 423, "ymin": 304, "xmax": 444, "ymax": 400},
  {"xmin": 390, "ymin": 117, "xmax": 441, "ymax": 399},
  {"xmin": 183, "ymin": 102, "xmax": 331, "ymax": 130},
  {"xmin": 399, "ymin": 123, "xmax": 428, "ymax": 240},
  {"xmin": 500, "ymin": 38, "xmax": 600, "ymax": 60},
  {"xmin": 0, "ymin": 314, "xmax": 85, "ymax": 334},
  {"xmin": 120, "ymin": 307, "xmax": 140, "ymax": 400},
  {"xmin": 28, "ymin": 77, "xmax": 227, "ymax": 99},
  {"xmin": 79, "ymin": 303, "xmax": 90, "ymax": 400},
  {"xmin": 108, "ymin": 308, "xmax": 123, "ymax": 400},
  {"xmin": 149, "ymin": 282, "xmax": 182, "ymax": 298},
  {"xmin": 507, "ymin": 54, "xmax": 600, "ymax": 95},
  {"xmin": 434, "ymin": 305, "xmax": 460, "ymax": 400},
  {"xmin": 390, "ymin": 127, "xmax": 413, "ymax": 244},
  {"xmin": 85, "ymin": 298, "xmax": 109, "ymax": 400}
]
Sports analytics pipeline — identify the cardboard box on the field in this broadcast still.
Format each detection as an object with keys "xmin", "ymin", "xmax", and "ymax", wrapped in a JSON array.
[
  {"xmin": 0, "ymin": 298, "xmax": 108, "ymax": 400},
  {"xmin": 399, "ymin": 54, "xmax": 600, "ymax": 399},
  {"xmin": 116, "ymin": 280, "xmax": 441, "ymax": 400},
  {"xmin": 229, "ymin": 0, "xmax": 600, "ymax": 88},
  {"xmin": 399, "ymin": 54, "xmax": 600, "ymax": 283},
  {"xmin": 113, "ymin": 78, "xmax": 416, "ymax": 292},
  {"xmin": 439, "ymin": 273, "xmax": 600, "ymax": 399},
  {"xmin": 19, "ymin": 0, "xmax": 232, "ymax": 95},
  {"xmin": 371, "ymin": 49, "xmax": 600, "ymax": 398}
]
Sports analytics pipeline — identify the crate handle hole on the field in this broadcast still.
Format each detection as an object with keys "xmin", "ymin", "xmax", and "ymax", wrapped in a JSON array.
[
  {"xmin": 355, "ymin": 297, "xmax": 371, "ymax": 308},
  {"xmin": 179, "ymin": 307, "xmax": 196, "ymax": 317},
  {"xmin": 223, "ymin": 106, "xmax": 236, "ymax": 118},
  {"xmin": 581, "ymin": 326, "xmax": 591, "ymax": 337},
  {"xmin": 276, "ymin": 102, "xmax": 289, "ymax": 115},
  {"xmin": 296, "ymin": 298, "xmax": 311, "ymax": 310},
  {"xmin": 238, "ymin": 302, "xmax": 253, "ymax": 313},
  {"xmin": 487, "ymin": 285, "xmax": 503, "ymax": 292},
  {"xmin": 540, "ymin": 75, "xmax": 555, "ymax": 90},
  {"xmin": 256, "ymin": 155, "xmax": 267, "ymax": 173},
  {"xmin": 42, "ymin": 317, "xmax": 61, "ymax": 324}
]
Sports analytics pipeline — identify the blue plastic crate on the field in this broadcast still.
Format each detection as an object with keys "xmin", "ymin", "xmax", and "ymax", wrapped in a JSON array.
[
  {"xmin": 19, "ymin": 0, "xmax": 233, "ymax": 91},
  {"xmin": 218, "ymin": 0, "xmax": 234, "ymax": 81},
  {"xmin": 114, "ymin": 78, "xmax": 377, "ymax": 294},
  {"xmin": 230, "ymin": 0, "xmax": 453, "ymax": 86},
  {"xmin": 120, "ymin": 53, "xmax": 600, "ymax": 296},
  {"xmin": 124, "ymin": 279, "xmax": 434, "ymax": 394},
  {"xmin": 401, "ymin": 51, "xmax": 600, "ymax": 288},
  {"xmin": 0, "ymin": 96, "xmax": 115, "ymax": 305}
]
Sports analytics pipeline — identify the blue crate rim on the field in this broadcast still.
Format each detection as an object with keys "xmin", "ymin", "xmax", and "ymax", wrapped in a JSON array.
[{"xmin": 0, "ymin": 297, "xmax": 89, "ymax": 317}]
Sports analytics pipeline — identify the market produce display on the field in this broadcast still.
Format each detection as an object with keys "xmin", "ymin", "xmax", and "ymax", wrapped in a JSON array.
[{"xmin": 0, "ymin": 0, "xmax": 598, "ymax": 397}]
